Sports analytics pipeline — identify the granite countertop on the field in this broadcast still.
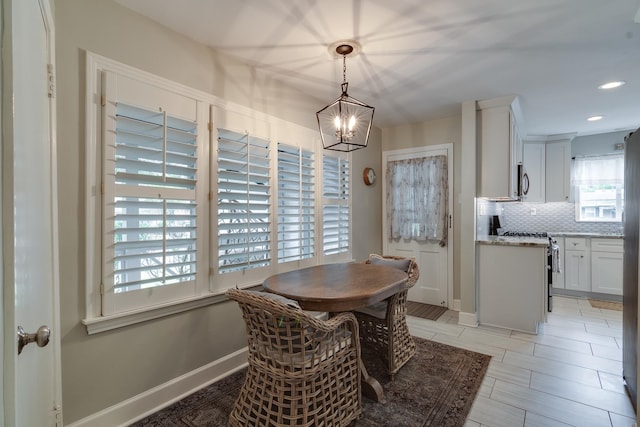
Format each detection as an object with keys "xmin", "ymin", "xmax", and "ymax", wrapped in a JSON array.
[
  {"xmin": 476, "ymin": 236, "xmax": 549, "ymax": 247},
  {"xmin": 551, "ymin": 232, "xmax": 623, "ymax": 238}
]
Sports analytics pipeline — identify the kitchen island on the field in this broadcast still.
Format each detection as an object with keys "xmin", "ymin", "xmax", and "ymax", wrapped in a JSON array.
[{"xmin": 477, "ymin": 237, "xmax": 548, "ymax": 334}]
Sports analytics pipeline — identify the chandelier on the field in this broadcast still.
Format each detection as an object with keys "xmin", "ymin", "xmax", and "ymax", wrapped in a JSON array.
[{"xmin": 316, "ymin": 43, "xmax": 375, "ymax": 152}]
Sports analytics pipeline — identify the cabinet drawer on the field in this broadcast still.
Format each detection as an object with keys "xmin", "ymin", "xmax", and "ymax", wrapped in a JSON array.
[
  {"xmin": 565, "ymin": 237, "xmax": 587, "ymax": 251},
  {"xmin": 591, "ymin": 238, "xmax": 623, "ymax": 253}
]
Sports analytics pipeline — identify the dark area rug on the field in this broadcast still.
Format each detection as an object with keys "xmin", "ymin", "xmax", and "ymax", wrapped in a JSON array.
[
  {"xmin": 406, "ymin": 301, "xmax": 448, "ymax": 321},
  {"xmin": 131, "ymin": 337, "xmax": 491, "ymax": 427}
]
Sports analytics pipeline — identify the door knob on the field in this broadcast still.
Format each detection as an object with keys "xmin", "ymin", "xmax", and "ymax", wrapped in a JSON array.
[{"xmin": 17, "ymin": 325, "xmax": 50, "ymax": 355}]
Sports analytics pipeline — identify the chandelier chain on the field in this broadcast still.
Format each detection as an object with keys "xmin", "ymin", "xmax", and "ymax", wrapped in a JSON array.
[{"xmin": 343, "ymin": 55, "xmax": 347, "ymax": 84}]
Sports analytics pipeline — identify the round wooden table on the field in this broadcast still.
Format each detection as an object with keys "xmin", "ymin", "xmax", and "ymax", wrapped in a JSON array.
[
  {"xmin": 262, "ymin": 262, "xmax": 409, "ymax": 402},
  {"xmin": 262, "ymin": 263, "xmax": 408, "ymax": 311}
]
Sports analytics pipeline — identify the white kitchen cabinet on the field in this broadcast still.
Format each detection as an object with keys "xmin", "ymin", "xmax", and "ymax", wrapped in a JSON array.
[
  {"xmin": 551, "ymin": 237, "xmax": 565, "ymax": 289},
  {"xmin": 591, "ymin": 238, "xmax": 623, "ymax": 295},
  {"xmin": 523, "ymin": 142, "xmax": 545, "ymax": 203},
  {"xmin": 545, "ymin": 139, "xmax": 571, "ymax": 202},
  {"xmin": 478, "ymin": 242, "xmax": 547, "ymax": 334},
  {"xmin": 477, "ymin": 96, "xmax": 523, "ymax": 200},
  {"xmin": 564, "ymin": 238, "xmax": 590, "ymax": 291}
]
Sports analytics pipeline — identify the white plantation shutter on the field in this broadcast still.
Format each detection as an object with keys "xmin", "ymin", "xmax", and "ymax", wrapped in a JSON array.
[
  {"xmin": 217, "ymin": 128, "xmax": 271, "ymax": 273},
  {"xmin": 110, "ymin": 103, "xmax": 198, "ymax": 292},
  {"xmin": 322, "ymin": 155, "xmax": 350, "ymax": 256},
  {"xmin": 277, "ymin": 143, "xmax": 315, "ymax": 263}
]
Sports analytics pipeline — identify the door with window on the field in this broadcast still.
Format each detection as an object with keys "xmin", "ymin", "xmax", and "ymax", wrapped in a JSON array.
[{"xmin": 382, "ymin": 145, "xmax": 453, "ymax": 307}]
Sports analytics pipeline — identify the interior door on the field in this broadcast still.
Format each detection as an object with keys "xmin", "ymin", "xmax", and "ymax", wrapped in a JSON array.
[
  {"xmin": 1, "ymin": 0, "xmax": 62, "ymax": 425},
  {"xmin": 382, "ymin": 145, "xmax": 453, "ymax": 307}
]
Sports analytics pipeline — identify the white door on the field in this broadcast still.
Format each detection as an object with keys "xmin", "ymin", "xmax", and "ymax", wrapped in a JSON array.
[
  {"xmin": 382, "ymin": 145, "xmax": 453, "ymax": 307},
  {"xmin": 1, "ymin": 0, "xmax": 62, "ymax": 426}
]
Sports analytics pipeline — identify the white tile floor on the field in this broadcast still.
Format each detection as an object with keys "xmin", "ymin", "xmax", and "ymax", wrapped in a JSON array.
[{"xmin": 406, "ymin": 296, "xmax": 637, "ymax": 427}]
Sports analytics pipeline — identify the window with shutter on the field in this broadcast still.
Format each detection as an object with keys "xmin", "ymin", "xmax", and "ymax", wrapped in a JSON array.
[
  {"xmin": 217, "ymin": 128, "xmax": 271, "ymax": 273},
  {"xmin": 277, "ymin": 143, "xmax": 315, "ymax": 263},
  {"xmin": 99, "ymin": 69, "xmax": 207, "ymax": 318},
  {"xmin": 322, "ymin": 154, "xmax": 350, "ymax": 256},
  {"xmin": 86, "ymin": 54, "xmax": 354, "ymax": 331}
]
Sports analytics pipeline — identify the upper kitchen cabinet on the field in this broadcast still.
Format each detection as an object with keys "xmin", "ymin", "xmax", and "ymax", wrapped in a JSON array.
[
  {"xmin": 523, "ymin": 141, "xmax": 546, "ymax": 203},
  {"xmin": 545, "ymin": 135, "xmax": 575, "ymax": 202},
  {"xmin": 477, "ymin": 95, "xmax": 523, "ymax": 200}
]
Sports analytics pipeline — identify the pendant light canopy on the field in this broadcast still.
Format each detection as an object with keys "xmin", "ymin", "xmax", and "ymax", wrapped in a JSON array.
[{"xmin": 317, "ymin": 43, "xmax": 375, "ymax": 152}]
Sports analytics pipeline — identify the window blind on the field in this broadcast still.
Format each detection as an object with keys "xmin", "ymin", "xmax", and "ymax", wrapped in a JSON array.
[
  {"xmin": 277, "ymin": 143, "xmax": 315, "ymax": 263},
  {"xmin": 322, "ymin": 155, "xmax": 350, "ymax": 256},
  {"xmin": 217, "ymin": 128, "xmax": 271, "ymax": 273},
  {"xmin": 111, "ymin": 102, "xmax": 198, "ymax": 292}
]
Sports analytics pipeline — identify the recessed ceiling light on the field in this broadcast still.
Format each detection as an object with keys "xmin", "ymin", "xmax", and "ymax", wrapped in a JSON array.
[
  {"xmin": 587, "ymin": 115, "xmax": 604, "ymax": 122},
  {"xmin": 598, "ymin": 81, "xmax": 625, "ymax": 90}
]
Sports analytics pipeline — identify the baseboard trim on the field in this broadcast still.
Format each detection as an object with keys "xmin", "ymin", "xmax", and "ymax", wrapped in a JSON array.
[
  {"xmin": 66, "ymin": 348, "xmax": 248, "ymax": 427},
  {"xmin": 453, "ymin": 299, "xmax": 461, "ymax": 312},
  {"xmin": 458, "ymin": 311, "xmax": 478, "ymax": 328}
]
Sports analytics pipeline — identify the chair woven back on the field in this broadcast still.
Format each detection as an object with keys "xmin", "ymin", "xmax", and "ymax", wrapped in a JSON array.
[
  {"xmin": 226, "ymin": 288, "xmax": 362, "ymax": 426},
  {"xmin": 356, "ymin": 254, "xmax": 420, "ymax": 378},
  {"xmin": 365, "ymin": 253, "xmax": 420, "ymax": 291}
]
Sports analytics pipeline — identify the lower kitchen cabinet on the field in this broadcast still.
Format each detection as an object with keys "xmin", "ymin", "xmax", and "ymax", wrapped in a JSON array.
[
  {"xmin": 564, "ymin": 238, "xmax": 590, "ymax": 291},
  {"xmin": 591, "ymin": 238, "xmax": 623, "ymax": 295},
  {"xmin": 478, "ymin": 243, "xmax": 547, "ymax": 334}
]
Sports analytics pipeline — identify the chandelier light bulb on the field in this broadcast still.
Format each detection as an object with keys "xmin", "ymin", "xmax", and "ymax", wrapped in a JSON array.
[{"xmin": 334, "ymin": 114, "xmax": 356, "ymax": 141}]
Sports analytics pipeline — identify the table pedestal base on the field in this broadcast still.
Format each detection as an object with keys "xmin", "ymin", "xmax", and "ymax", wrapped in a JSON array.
[{"xmin": 360, "ymin": 362, "xmax": 384, "ymax": 402}]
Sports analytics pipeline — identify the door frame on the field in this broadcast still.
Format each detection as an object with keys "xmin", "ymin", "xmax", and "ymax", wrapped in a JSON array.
[
  {"xmin": 1, "ymin": 0, "xmax": 62, "ymax": 423},
  {"xmin": 381, "ymin": 144, "xmax": 454, "ymax": 307}
]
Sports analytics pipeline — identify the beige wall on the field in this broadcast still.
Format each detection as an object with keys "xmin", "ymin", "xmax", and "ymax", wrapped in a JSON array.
[
  {"xmin": 381, "ymin": 116, "xmax": 463, "ymax": 300},
  {"xmin": 55, "ymin": 0, "xmax": 381, "ymax": 423},
  {"xmin": 351, "ymin": 127, "xmax": 384, "ymax": 260}
]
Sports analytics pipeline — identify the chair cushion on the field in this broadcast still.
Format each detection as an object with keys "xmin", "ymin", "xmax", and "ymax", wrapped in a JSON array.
[
  {"xmin": 248, "ymin": 290, "xmax": 301, "ymax": 309},
  {"xmin": 354, "ymin": 300, "xmax": 388, "ymax": 320},
  {"xmin": 369, "ymin": 256, "xmax": 411, "ymax": 273}
]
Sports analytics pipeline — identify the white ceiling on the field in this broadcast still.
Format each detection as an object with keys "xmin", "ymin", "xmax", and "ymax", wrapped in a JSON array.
[{"xmin": 116, "ymin": 0, "xmax": 640, "ymax": 137}]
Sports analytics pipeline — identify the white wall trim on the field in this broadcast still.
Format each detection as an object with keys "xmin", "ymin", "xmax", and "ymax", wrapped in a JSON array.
[
  {"xmin": 453, "ymin": 299, "xmax": 461, "ymax": 312},
  {"xmin": 66, "ymin": 348, "xmax": 248, "ymax": 427},
  {"xmin": 458, "ymin": 311, "xmax": 478, "ymax": 328}
]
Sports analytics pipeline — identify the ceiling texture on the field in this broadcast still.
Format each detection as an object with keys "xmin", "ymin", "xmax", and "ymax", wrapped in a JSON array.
[{"xmin": 116, "ymin": 0, "xmax": 640, "ymax": 138}]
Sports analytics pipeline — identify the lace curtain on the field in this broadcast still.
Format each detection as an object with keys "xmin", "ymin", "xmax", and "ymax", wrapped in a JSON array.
[
  {"xmin": 572, "ymin": 153, "xmax": 624, "ymax": 186},
  {"xmin": 386, "ymin": 155, "xmax": 448, "ymax": 244}
]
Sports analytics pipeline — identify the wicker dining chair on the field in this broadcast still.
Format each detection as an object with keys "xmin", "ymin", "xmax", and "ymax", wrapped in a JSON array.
[
  {"xmin": 353, "ymin": 254, "xmax": 420, "ymax": 379},
  {"xmin": 226, "ymin": 288, "xmax": 362, "ymax": 427}
]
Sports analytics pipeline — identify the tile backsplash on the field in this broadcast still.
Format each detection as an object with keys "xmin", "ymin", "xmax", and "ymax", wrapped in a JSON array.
[{"xmin": 499, "ymin": 202, "xmax": 623, "ymax": 234}]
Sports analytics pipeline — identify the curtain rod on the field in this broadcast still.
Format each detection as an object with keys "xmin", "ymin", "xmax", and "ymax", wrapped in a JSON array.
[{"xmin": 571, "ymin": 151, "xmax": 624, "ymax": 160}]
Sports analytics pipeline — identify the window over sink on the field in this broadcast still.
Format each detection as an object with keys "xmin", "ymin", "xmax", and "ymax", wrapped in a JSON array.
[{"xmin": 572, "ymin": 153, "xmax": 624, "ymax": 222}]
